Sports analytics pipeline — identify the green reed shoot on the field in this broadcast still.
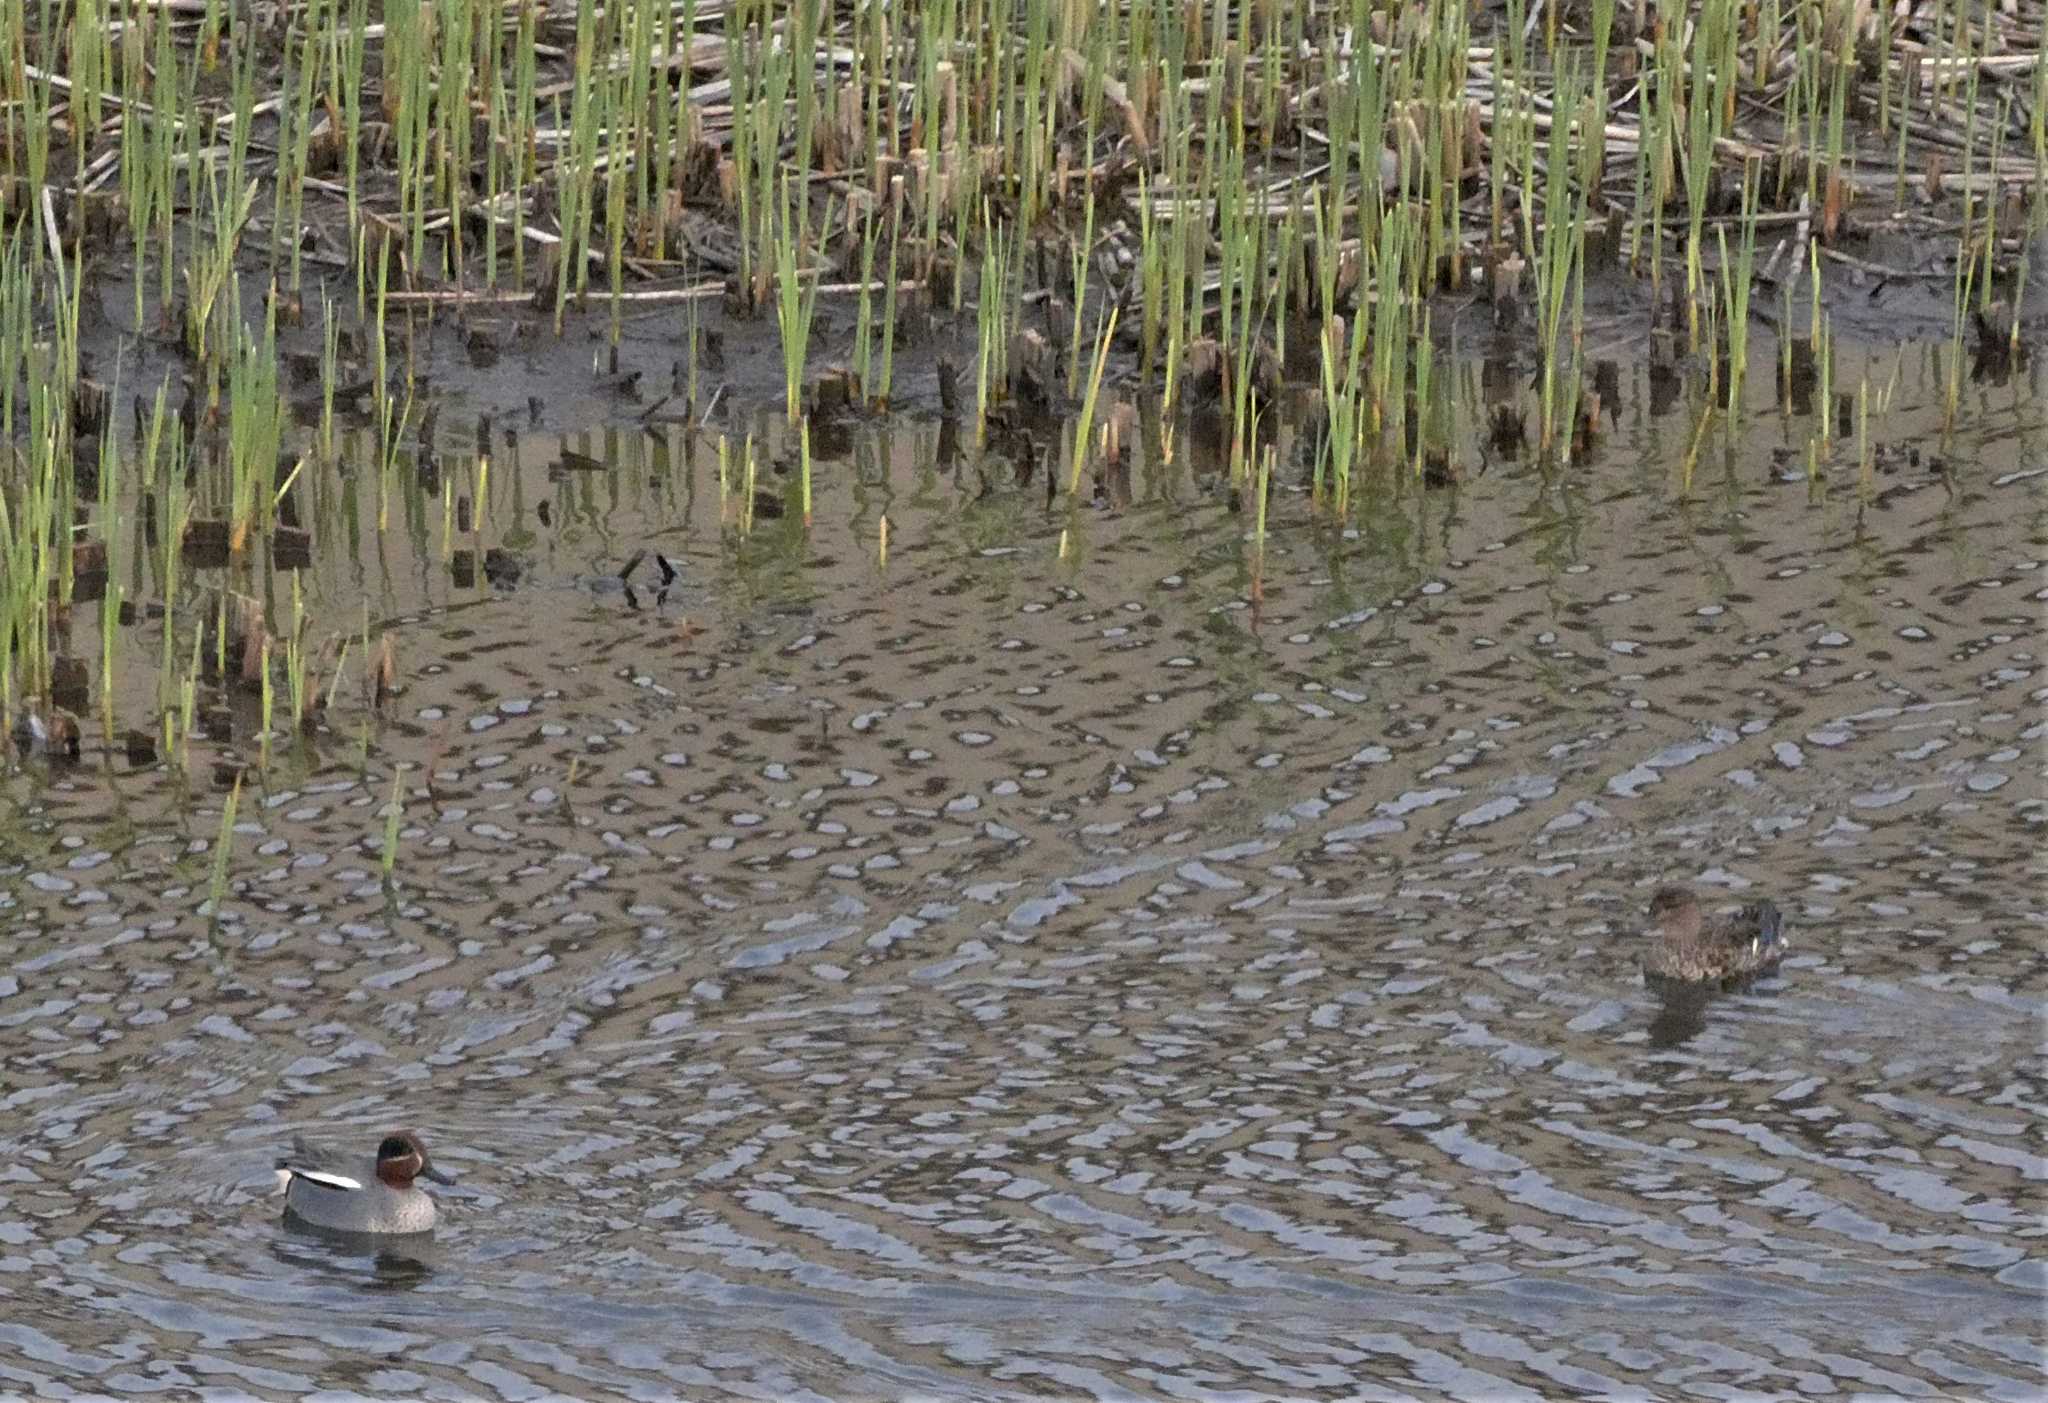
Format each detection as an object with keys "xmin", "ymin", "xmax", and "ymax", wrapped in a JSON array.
[
  {"xmin": 1534, "ymin": 61, "xmax": 1587, "ymax": 456},
  {"xmin": 1067, "ymin": 306, "xmax": 1120, "ymax": 495},
  {"xmin": 285, "ymin": 573, "xmax": 309, "ymax": 731},
  {"xmin": 852, "ymin": 207, "xmax": 881, "ymax": 395},
  {"xmin": 337, "ymin": 0, "xmax": 367, "ymax": 231},
  {"xmin": 1253, "ymin": 441, "xmax": 1272, "ymax": 570},
  {"xmin": 1065, "ymin": 193, "xmax": 1098, "ymax": 395},
  {"xmin": 175, "ymin": 625, "xmax": 201, "ymax": 770},
  {"xmin": 975, "ymin": 210, "xmax": 1009, "ymax": 441},
  {"xmin": 1159, "ymin": 210, "xmax": 1192, "ymax": 432},
  {"xmin": 1367, "ymin": 203, "xmax": 1410, "ymax": 434},
  {"xmin": 511, "ymin": 0, "xmax": 538, "ymax": 288},
  {"xmin": 876, "ymin": 229, "xmax": 901, "ymax": 406},
  {"xmin": 1811, "ymin": 252, "xmax": 1834, "ymax": 452},
  {"xmin": 278, "ymin": 0, "xmax": 324, "ymax": 291},
  {"xmin": 227, "ymin": 311, "xmax": 283, "ymax": 554},
  {"xmin": 1943, "ymin": 237, "xmax": 1974, "ymax": 427},
  {"xmin": 93, "ymin": 419, "xmax": 121, "ymax": 740},
  {"xmin": 1855, "ymin": 375, "xmax": 1873, "ymax": 499},
  {"xmin": 556, "ymin": 0, "xmax": 602, "ymax": 326},
  {"xmin": 381, "ymin": 764, "xmax": 405, "ymax": 884},
  {"xmin": 325, "ymin": 636, "xmax": 351, "ymax": 714},
  {"xmin": 1681, "ymin": 0, "xmax": 1735, "ymax": 341},
  {"xmin": 741, "ymin": 435, "xmax": 759, "ymax": 534},
  {"xmin": 800, "ymin": 420, "xmax": 813, "ymax": 528},
  {"xmin": 257, "ymin": 635, "xmax": 275, "ymax": 768},
  {"xmin": 774, "ymin": 179, "xmax": 829, "ymax": 425},
  {"xmin": 207, "ymin": 776, "xmax": 241, "ymax": 929},
  {"xmin": 1134, "ymin": 170, "xmax": 1165, "ymax": 379},
  {"xmin": 1316, "ymin": 312, "xmax": 1365, "ymax": 517},
  {"xmin": 1717, "ymin": 160, "xmax": 1762, "ymax": 414},
  {"xmin": 1411, "ymin": 314, "xmax": 1437, "ymax": 478}
]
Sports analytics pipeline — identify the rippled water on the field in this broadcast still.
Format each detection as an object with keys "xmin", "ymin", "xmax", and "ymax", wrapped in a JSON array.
[{"xmin": 2, "ymin": 340, "xmax": 2043, "ymax": 1399}]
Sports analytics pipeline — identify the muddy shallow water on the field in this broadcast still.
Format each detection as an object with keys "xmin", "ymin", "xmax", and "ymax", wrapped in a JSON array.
[{"xmin": 2, "ymin": 328, "xmax": 2044, "ymax": 1399}]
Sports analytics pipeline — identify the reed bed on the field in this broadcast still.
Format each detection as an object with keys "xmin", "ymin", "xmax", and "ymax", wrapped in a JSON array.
[{"xmin": 0, "ymin": 0, "xmax": 2041, "ymax": 770}]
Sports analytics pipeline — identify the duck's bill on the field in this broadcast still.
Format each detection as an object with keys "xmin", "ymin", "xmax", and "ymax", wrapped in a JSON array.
[{"xmin": 421, "ymin": 1164, "xmax": 455, "ymax": 1185}]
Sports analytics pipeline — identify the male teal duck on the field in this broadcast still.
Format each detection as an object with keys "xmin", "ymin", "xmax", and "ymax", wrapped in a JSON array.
[{"xmin": 276, "ymin": 1131, "xmax": 452, "ymax": 1235}]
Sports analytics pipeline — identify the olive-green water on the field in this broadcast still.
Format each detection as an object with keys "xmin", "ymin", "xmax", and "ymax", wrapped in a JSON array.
[{"xmin": 2, "ymin": 331, "xmax": 2043, "ymax": 1400}]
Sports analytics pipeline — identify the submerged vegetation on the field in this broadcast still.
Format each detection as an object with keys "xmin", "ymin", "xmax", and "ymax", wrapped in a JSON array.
[{"xmin": 0, "ymin": 0, "xmax": 2042, "ymax": 777}]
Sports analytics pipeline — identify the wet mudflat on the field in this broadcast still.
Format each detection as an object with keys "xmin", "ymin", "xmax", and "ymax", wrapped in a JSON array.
[{"xmin": 2, "ymin": 328, "xmax": 2043, "ymax": 1400}]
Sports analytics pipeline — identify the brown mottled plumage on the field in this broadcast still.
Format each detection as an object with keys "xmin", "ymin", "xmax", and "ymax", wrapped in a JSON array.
[{"xmin": 1643, "ymin": 886, "xmax": 1787, "ymax": 985}]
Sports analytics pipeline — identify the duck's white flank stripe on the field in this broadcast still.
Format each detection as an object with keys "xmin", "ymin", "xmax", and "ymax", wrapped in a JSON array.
[{"xmin": 290, "ymin": 1168, "xmax": 364, "ymax": 1191}]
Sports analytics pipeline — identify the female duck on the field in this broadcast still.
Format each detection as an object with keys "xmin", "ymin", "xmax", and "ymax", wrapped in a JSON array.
[
  {"xmin": 276, "ymin": 1131, "xmax": 452, "ymax": 1235},
  {"xmin": 1643, "ymin": 886, "xmax": 1787, "ymax": 985}
]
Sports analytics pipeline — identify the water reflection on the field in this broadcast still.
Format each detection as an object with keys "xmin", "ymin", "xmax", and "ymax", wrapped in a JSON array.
[
  {"xmin": 272, "ymin": 1220, "xmax": 442, "ymax": 1288},
  {"xmin": 1645, "ymin": 979, "xmax": 1715, "ymax": 1049}
]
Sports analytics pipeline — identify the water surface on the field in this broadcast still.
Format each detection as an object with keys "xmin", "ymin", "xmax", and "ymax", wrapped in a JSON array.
[{"xmin": 2, "ymin": 339, "xmax": 2043, "ymax": 1399}]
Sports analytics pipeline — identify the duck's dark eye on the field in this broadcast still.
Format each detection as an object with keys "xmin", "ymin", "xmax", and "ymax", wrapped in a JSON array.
[{"xmin": 377, "ymin": 1136, "xmax": 412, "ymax": 1160}]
